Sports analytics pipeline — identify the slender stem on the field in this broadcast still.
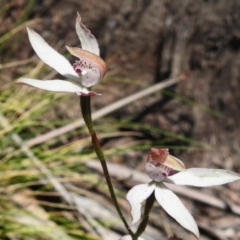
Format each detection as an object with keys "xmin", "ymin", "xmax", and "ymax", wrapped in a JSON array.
[
  {"xmin": 80, "ymin": 96, "xmax": 133, "ymax": 237},
  {"xmin": 134, "ymin": 192, "xmax": 155, "ymax": 239}
]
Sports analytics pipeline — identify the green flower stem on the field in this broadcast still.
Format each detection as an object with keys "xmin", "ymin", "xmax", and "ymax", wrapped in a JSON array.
[
  {"xmin": 80, "ymin": 96, "xmax": 133, "ymax": 237},
  {"xmin": 134, "ymin": 192, "xmax": 155, "ymax": 239}
]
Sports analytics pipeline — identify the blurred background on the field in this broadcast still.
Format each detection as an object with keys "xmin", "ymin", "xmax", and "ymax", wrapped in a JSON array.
[{"xmin": 1, "ymin": 0, "xmax": 240, "ymax": 239}]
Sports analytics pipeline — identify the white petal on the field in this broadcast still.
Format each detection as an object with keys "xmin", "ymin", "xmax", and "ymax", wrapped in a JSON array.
[
  {"xmin": 27, "ymin": 28, "xmax": 80, "ymax": 82},
  {"xmin": 16, "ymin": 78, "xmax": 91, "ymax": 95},
  {"xmin": 155, "ymin": 183, "xmax": 199, "ymax": 239},
  {"xmin": 81, "ymin": 68, "xmax": 101, "ymax": 87},
  {"xmin": 75, "ymin": 12, "xmax": 100, "ymax": 56},
  {"xmin": 167, "ymin": 168, "xmax": 240, "ymax": 187},
  {"xmin": 119, "ymin": 235, "xmax": 145, "ymax": 240},
  {"xmin": 126, "ymin": 183, "xmax": 155, "ymax": 226}
]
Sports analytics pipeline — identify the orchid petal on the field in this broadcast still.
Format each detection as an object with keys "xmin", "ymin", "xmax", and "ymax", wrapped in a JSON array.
[
  {"xmin": 155, "ymin": 183, "xmax": 199, "ymax": 239},
  {"xmin": 167, "ymin": 168, "xmax": 240, "ymax": 187},
  {"xmin": 16, "ymin": 78, "xmax": 100, "ymax": 96},
  {"xmin": 119, "ymin": 235, "xmax": 145, "ymax": 240},
  {"xmin": 126, "ymin": 182, "xmax": 155, "ymax": 226},
  {"xmin": 75, "ymin": 12, "xmax": 100, "ymax": 56},
  {"xmin": 27, "ymin": 28, "xmax": 80, "ymax": 83}
]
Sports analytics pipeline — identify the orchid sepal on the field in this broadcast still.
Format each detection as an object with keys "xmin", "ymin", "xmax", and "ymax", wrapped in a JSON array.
[
  {"xmin": 167, "ymin": 168, "xmax": 240, "ymax": 187},
  {"xmin": 16, "ymin": 78, "xmax": 100, "ymax": 96},
  {"xmin": 126, "ymin": 181, "xmax": 200, "ymax": 239},
  {"xmin": 126, "ymin": 182, "xmax": 155, "ymax": 226},
  {"xmin": 26, "ymin": 27, "xmax": 81, "ymax": 83},
  {"xmin": 155, "ymin": 183, "xmax": 199, "ymax": 239},
  {"xmin": 75, "ymin": 12, "xmax": 100, "ymax": 56}
]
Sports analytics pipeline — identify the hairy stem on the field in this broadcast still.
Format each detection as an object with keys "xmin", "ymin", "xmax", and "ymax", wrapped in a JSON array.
[{"xmin": 80, "ymin": 96, "xmax": 133, "ymax": 236}]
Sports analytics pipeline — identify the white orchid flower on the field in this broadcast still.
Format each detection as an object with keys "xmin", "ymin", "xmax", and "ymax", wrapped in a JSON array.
[
  {"xmin": 16, "ymin": 12, "xmax": 107, "ymax": 96},
  {"xmin": 127, "ymin": 148, "xmax": 240, "ymax": 239}
]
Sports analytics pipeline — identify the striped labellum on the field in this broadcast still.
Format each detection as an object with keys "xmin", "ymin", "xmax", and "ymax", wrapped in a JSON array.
[{"xmin": 146, "ymin": 148, "xmax": 185, "ymax": 182}]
